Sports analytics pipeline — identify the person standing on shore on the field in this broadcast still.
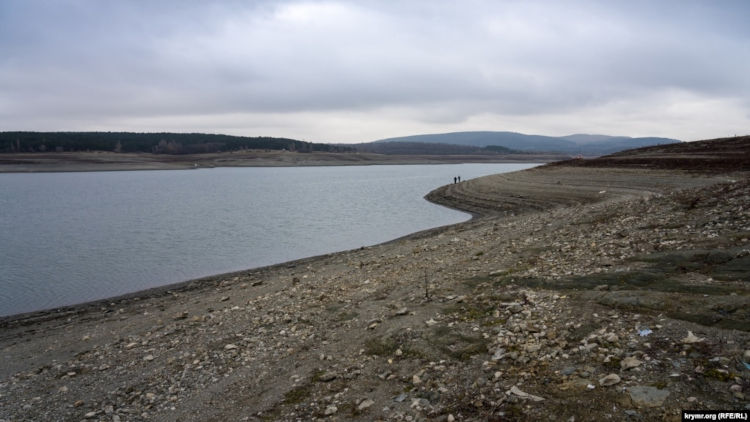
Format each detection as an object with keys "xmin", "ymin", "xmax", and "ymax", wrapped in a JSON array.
[{"xmin": 454, "ymin": 176, "xmax": 457, "ymax": 184}]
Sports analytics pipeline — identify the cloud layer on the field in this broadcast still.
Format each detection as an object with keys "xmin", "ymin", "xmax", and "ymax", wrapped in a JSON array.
[{"xmin": 1, "ymin": 0, "xmax": 748, "ymax": 142}]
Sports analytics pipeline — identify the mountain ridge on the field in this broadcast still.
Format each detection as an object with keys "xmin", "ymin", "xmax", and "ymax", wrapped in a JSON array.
[{"xmin": 371, "ymin": 131, "xmax": 680, "ymax": 155}]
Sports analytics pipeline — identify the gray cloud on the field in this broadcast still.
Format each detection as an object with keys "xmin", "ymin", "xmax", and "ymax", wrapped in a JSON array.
[{"xmin": 0, "ymin": 0, "xmax": 748, "ymax": 141}]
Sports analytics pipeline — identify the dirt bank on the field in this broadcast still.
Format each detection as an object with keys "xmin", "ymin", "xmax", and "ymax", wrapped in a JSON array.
[
  {"xmin": 1, "ymin": 141, "xmax": 749, "ymax": 421},
  {"xmin": 0, "ymin": 151, "xmax": 563, "ymax": 173}
]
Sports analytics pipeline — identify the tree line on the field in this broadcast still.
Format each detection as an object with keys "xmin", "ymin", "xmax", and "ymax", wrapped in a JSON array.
[{"xmin": 0, "ymin": 132, "xmax": 353, "ymax": 154}]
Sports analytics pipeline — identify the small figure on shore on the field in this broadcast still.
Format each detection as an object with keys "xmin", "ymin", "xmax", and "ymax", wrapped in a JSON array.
[
  {"xmin": 453, "ymin": 176, "xmax": 457, "ymax": 184},
  {"xmin": 458, "ymin": 176, "xmax": 461, "ymax": 182}
]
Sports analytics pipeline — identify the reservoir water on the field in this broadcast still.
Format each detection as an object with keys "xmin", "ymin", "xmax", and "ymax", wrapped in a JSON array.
[{"xmin": 0, "ymin": 163, "xmax": 537, "ymax": 316}]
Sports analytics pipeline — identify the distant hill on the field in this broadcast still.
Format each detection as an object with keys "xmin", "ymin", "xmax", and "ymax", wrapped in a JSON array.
[
  {"xmin": 371, "ymin": 131, "xmax": 680, "ymax": 155},
  {"xmin": 352, "ymin": 141, "xmax": 518, "ymax": 155},
  {"xmin": 0, "ymin": 132, "xmax": 353, "ymax": 154}
]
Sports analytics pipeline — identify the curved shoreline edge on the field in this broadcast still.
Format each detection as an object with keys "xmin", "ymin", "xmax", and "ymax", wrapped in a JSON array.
[{"xmin": 0, "ymin": 165, "xmax": 736, "ymax": 326}]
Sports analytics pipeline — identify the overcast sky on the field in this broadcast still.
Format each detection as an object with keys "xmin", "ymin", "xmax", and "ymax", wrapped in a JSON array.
[{"xmin": 1, "ymin": 0, "xmax": 748, "ymax": 143}]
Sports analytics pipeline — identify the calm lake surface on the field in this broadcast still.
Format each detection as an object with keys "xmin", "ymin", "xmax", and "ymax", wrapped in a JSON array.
[{"xmin": 0, "ymin": 163, "xmax": 537, "ymax": 316}]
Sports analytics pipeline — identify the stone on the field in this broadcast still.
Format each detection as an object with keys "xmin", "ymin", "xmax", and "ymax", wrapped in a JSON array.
[
  {"xmin": 628, "ymin": 386, "xmax": 669, "ymax": 407},
  {"xmin": 84, "ymin": 411, "xmax": 97, "ymax": 419},
  {"xmin": 394, "ymin": 393, "xmax": 408, "ymax": 403},
  {"xmin": 319, "ymin": 372, "xmax": 337, "ymax": 382},
  {"xmin": 681, "ymin": 331, "xmax": 704, "ymax": 344},
  {"xmin": 604, "ymin": 333, "xmax": 619, "ymax": 342},
  {"xmin": 394, "ymin": 307, "xmax": 409, "ymax": 316},
  {"xmin": 743, "ymin": 350, "xmax": 750, "ymax": 362},
  {"xmin": 143, "ymin": 355, "xmax": 154, "ymax": 362},
  {"xmin": 620, "ymin": 356, "xmax": 642, "ymax": 370},
  {"xmin": 599, "ymin": 373, "xmax": 621, "ymax": 386},
  {"xmin": 358, "ymin": 399, "xmax": 374, "ymax": 410},
  {"xmin": 224, "ymin": 344, "xmax": 238, "ymax": 350},
  {"xmin": 324, "ymin": 405, "xmax": 337, "ymax": 416},
  {"xmin": 491, "ymin": 348, "xmax": 506, "ymax": 361},
  {"xmin": 507, "ymin": 386, "xmax": 544, "ymax": 402},
  {"xmin": 412, "ymin": 375, "xmax": 422, "ymax": 385},
  {"xmin": 561, "ymin": 366, "xmax": 577, "ymax": 376}
]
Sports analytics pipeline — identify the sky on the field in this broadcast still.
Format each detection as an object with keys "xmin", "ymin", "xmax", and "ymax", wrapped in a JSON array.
[{"xmin": 1, "ymin": 0, "xmax": 748, "ymax": 143}]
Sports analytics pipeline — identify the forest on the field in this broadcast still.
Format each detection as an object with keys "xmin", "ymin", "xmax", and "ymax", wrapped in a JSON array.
[{"xmin": 0, "ymin": 132, "xmax": 353, "ymax": 154}]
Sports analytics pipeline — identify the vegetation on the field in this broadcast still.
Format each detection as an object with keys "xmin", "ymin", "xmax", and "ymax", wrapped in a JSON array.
[{"xmin": 0, "ymin": 132, "xmax": 354, "ymax": 154}]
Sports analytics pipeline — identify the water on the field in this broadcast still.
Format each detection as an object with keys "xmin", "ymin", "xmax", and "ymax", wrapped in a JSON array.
[{"xmin": 0, "ymin": 163, "xmax": 537, "ymax": 316}]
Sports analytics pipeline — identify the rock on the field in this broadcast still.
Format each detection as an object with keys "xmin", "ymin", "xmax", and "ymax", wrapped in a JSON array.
[
  {"xmin": 447, "ymin": 414, "xmax": 455, "ymax": 422},
  {"xmin": 220, "ymin": 296, "xmax": 230, "ymax": 302},
  {"xmin": 224, "ymin": 344, "xmax": 238, "ymax": 350},
  {"xmin": 599, "ymin": 373, "xmax": 621, "ymax": 386},
  {"xmin": 628, "ymin": 386, "xmax": 669, "ymax": 407},
  {"xmin": 410, "ymin": 398, "xmax": 430, "ymax": 409},
  {"xmin": 412, "ymin": 375, "xmax": 422, "ymax": 385},
  {"xmin": 744, "ymin": 350, "xmax": 750, "ymax": 362},
  {"xmin": 143, "ymin": 354, "xmax": 154, "ymax": 362},
  {"xmin": 173, "ymin": 311, "xmax": 189, "ymax": 320},
  {"xmin": 681, "ymin": 331, "xmax": 704, "ymax": 344},
  {"xmin": 561, "ymin": 366, "xmax": 577, "ymax": 376},
  {"xmin": 604, "ymin": 333, "xmax": 619, "ymax": 343},
  {"xmin": 425, "ymin": 319, "xmax": 438, "ymax": 326},
  {"xmin": 620, "ymin": 356, "xmax": 642, "ymax": 370},
  {"xmin": 84, "ymin": 411, "xmax": 98, "ymax": 418},
  {"xmin": 319, "ymin": 372, "xmax": 337, "ymax": 382},
  {"xmin": 324, "ymin": 405, "xmax": 337, "ymax": 416},
  {"xmin": 624, "ymin": 410, "xmax": 640, "ymax": 418},
  {"xmin": 358, "ymin": 399, "xmax": 374, "ymax": 410},
  {"xmin": 507, "ymin": 385, "xmax": 544, "ymax": 402},
  {"xmin": 394, "ymin": 307, "xmax": 409, "ymax": 316},
  {"xmin": 394, "ymin": 393, "xmax": 408, "ymax": 402},
  {"xmin": 491, "ymin": 348, "xmax": 505, "ymax": 361}
]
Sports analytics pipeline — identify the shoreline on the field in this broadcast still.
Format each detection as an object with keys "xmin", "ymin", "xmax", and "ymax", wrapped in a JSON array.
[
  {"xmin": 2, "ymin": 155, "xmax": 749, "ymax": 421},
  {"xmin": 0, "ymin": 216, "xmax": 469, "ymax": 325},
  {"xmin": 0, "ymin": 150, "xmax": 565, "ymax": 173}
]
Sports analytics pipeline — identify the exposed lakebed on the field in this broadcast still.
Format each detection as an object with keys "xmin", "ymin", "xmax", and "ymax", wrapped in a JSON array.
[{"xmin": 0, "ymin": 163, "xmax": 537, "ymax": 316}]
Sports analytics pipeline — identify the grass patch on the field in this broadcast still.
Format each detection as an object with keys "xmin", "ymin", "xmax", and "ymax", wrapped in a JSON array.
[
  {"xmin": 363, "ymin": 337, "xmax": 399, "ymax": 356},
  {"xmin": 282, "ymin": 384, "xmax": 313, "ymax": 405},
  {"xmin": 334, "ymin": 311, "xmax": 358, "ymax": 322},
  {"xmin": 428, "ymin": 326, "xmax": 489, "ymax": 362},
  {"xmin": 445, "ymin": 303, "xmax": 496, "ymax": 322}
]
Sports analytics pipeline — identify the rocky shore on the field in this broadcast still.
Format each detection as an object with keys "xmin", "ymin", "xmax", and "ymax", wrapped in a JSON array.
[{"xmin": 1, "ymin": 138, "xmax": 749, "ymax": 421}]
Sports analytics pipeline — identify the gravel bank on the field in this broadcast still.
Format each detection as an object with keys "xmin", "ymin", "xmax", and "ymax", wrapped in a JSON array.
[{"xmin": 1, "ymin": 161, "xmax": 749, "ymax": 421}]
